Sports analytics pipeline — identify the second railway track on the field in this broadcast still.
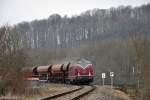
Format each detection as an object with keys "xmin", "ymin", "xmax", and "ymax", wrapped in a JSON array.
[{"xmin": 41, "ymin": 85, "xmax": 96, "ymax": 100}]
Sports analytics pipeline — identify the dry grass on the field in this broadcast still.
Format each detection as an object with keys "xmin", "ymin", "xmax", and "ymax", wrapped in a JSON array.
[
  {"xmin": 22, "ymin": 83, "xmax": 73, "ymax": 100},
  {"xmin": 22, "ymin": 84, "xmax": 64, "ymax": 100},
  {"xmin": 114, "ymin": 89, "xmax": 131, "ymax": 100},
  {"xmin": 96, "ymin": 85, "xmax": 131, "ymax": 100}
]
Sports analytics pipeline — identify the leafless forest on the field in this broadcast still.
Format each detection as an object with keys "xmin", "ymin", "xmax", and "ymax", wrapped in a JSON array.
[{"xmin": 0, "ymin": 4, "xmax": 150, "ymax": 99}]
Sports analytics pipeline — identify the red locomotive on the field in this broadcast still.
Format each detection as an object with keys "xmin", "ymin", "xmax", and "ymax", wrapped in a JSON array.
[
  {"xmin": 24, "ymin": 58, "xmax": 94, "ymax": 84},
  {"xmin": 68, "ymin": 59, "xmax": 93, "ymax": 84}
]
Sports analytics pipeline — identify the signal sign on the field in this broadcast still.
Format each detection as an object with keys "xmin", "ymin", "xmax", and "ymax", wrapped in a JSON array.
[
  {"xmin": 110, "ymin": 72, "xmax": 114, "ymax": 77},
  {"xmin": 102, "ymin": 73, "xmax": 106, "ymax": 78}
]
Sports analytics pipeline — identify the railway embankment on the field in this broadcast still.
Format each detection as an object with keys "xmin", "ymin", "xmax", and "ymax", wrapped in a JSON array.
[
  {"xmin": 25, "ymin": 83, "xmax": 80, "ymax": 100},
  {"xmin": 0, "ymin": 83, "xmax": 79, "ymax": 100},
  {"xmin": 0, "ymin": 84, "xmax": 132, "ymax": 100},
  {"xmin": 79, "ymin": 85, "xmax": 131, "ymax": 100}
]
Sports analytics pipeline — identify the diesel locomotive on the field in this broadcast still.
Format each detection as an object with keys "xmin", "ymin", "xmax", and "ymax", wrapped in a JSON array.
[{"xmin": 24, "ymin": 58, "xmax": 94, "ymax": 84}]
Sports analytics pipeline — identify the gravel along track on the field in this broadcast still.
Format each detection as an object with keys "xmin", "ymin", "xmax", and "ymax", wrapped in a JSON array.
[
  {"xmin": 79, "ymin": 85, "xmax": 131, "ymax": 100},
  {"xmin": 42, "ymin": 85, "xmax": 96, "ymax": 100}
]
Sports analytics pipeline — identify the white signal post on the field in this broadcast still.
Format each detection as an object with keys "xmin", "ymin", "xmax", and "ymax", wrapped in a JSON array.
[
  {"xmin": 110, "ymin": 72, "xmax": 114, "ymax": 88},
  {"xmin": 102, "ymin": 73, "xmax": 106, "ymax": 86}
]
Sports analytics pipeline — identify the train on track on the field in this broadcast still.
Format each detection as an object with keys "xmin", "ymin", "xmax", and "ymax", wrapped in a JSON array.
[{"xmin": 23, "ymin": 58, "xmax": 94, "ymax": 84}]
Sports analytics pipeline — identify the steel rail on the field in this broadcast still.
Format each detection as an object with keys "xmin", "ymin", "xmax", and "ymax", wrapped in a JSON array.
[
  {"xmin": 40, "ymin": 86, "xmax": 83, "ymax": 100},
  {"xmin": 71, "ymin": 85, "xmax": 96, "ymax": 100}
]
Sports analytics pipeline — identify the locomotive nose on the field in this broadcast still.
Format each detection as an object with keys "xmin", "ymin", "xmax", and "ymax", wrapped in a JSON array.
[{"xmin": 76, "ymin": 64, "xmax": 93, "ymax": 75}]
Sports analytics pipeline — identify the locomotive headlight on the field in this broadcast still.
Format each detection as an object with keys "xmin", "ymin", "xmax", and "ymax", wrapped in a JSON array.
[
  {"xmin": 88, "ymin": 71, "xmax": 91, "ymax": 76},
  {"xmin": 77, "ymin": 72, "xmax": 80, "ymax": 76}
]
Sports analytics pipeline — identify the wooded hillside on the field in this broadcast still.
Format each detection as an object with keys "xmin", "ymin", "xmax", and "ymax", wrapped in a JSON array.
[{"xmin": 0, "ymin": 4, "xmax": 150, "ymax": 99}]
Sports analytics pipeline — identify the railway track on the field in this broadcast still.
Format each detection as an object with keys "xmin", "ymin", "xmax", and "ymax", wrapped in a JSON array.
[
  {"xmin": 40, "ymin": 85, "xmax": 96, "ymax": 100},
  {"xmin": 71, "ymin": 85, "xmax": 96, "ymax": 100}
]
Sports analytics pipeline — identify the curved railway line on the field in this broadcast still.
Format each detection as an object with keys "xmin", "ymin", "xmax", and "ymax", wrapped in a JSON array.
[{"xmin": 40, "ymin": 85, "xmax": 96, "ymax": 100}]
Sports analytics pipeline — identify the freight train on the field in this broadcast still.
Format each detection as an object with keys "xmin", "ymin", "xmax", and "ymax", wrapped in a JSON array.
[{"xmin": 24, "ymin": 58, "xmax": 94, "ymax": 84}]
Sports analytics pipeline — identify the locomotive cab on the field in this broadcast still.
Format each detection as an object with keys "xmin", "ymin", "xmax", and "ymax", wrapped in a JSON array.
[{"xmin": 69, "ymin": 58, "xmax": 94, "ymax": 84}]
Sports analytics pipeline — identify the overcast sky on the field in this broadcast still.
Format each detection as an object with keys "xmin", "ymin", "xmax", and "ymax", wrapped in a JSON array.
[{"xmin": 0, "ymin": 0, "xmax": 150, "ymax": 26}]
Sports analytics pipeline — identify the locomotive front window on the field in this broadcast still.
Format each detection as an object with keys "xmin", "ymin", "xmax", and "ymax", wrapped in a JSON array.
[{"xmin": 77, "ymin": 58, "xmax": 91, "ymax": 68}]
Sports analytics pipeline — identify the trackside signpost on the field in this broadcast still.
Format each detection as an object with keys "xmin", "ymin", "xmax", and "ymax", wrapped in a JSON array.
[
  {"xmin": 110, "ymin": 72, "xmax": 114, "ymax": 88},
  {"xmin": 102, "ymin": 73, "xmax": 106, "ymax": 86}
]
